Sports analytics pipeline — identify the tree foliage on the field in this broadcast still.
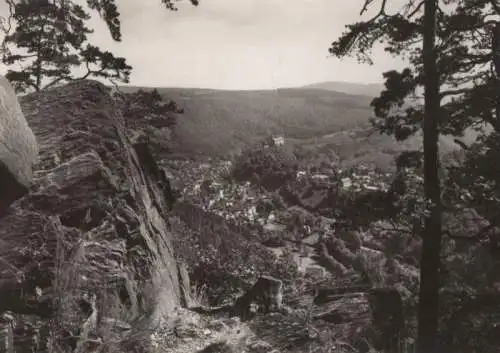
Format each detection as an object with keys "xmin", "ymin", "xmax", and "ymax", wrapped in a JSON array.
[
  {"xmin": 231, "ymin": 142, "xmax": 299, "ymax": 192},
  {"xmin": 330, "ymin": 1, "xmax": 500, "ymax": 352},
  {"xmin": 331, "ymin": 0, "xmax": 500, "ymax": 142},
  {"xmin": 1, "ymin": 0, "xmax": 127, "ymax": 92},
  {"xmin": 119, "ymin": 88, "xmax": 183, "ymax": 123},
  {"xmin": 329, "ymin": 0, "xmax": 500, "ymax": 255},
  {"xmin": 0, "ymin": 0, "xmax": 198, "ymax": 92}
]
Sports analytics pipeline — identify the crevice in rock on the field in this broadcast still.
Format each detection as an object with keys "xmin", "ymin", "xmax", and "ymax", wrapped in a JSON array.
[
  {"xmin": 123, "ymin": 191, "xmax": 138, "ymax": 211},
  {"xmin": 60, "ymin": 205, "xmax": 107, "ymax": 231},
  {"xmin": 125, "ymin": 232, "xmax": 149, "ymax": 252},
  {"xmin": 132, "ymin": 142, "xmax": 176, "ymax": 210},
  {"xmin": 118, "ymin": 280, "xmax": 133, "ymax": 308}
]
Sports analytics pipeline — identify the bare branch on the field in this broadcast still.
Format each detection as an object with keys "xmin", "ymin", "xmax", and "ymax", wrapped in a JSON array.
[
  {"xmin": 107, "ymin": 77, "xmax": 122, "ymax": 91},
  {"xmin": 360, "ymin": 0, "xmax": 388, "ymax": 19},
  {"xmin": 439, "ymin": 88, "xmax": 471, "ymax": 99},
  {"xmin": 74, "ymin": 60, "xmax": 106, "ymax": 81},
  {"xmin": 0, "ymin": 0, "xmax": 15, "ymax": 58},
  {"xmin": 360, "ymin": 0, "xmax": 374, "ymax": 16},
  {"xmin": 453, "ymin": 138, "xmax": 469, "ymax": 150},
  {"xmin": 43, "ymin": 76, "xmax": 68, "ymax": 90},
  {"xmin": 0, "ymin": 0, "xmax": 15, "ymax": 33},
  {"xmin": 408, "ymin": 0, "xmax": 425, "ymax": 19}
]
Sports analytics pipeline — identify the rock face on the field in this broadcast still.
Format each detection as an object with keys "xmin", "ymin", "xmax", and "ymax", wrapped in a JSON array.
[
  {"xmin": 0, "ymin": 80, "xmax": 180, "ymax": 352},
  {"xmin": 0, "ymin": 75, "xmax": 38, "ymax": 211}
]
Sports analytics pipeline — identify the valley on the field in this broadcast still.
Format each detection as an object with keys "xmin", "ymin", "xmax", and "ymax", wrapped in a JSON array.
[
  {"xmin": 120, "ymin": 82, "xmax": 473, "ymax": 171},
  {"xmin": 1, "ymin": 0, "xmax": 498, "ymax": 351},
  {"xmin": 0, "ymin": 79, "xmax": 493, "ymax": 353}
]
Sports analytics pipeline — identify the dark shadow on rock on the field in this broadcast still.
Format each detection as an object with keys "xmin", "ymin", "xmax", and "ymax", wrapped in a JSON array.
[
  {"xmin": 0, "ymin": 161, "xmax": 29, "ymax": 216},
  {"xmin": 133, "ymin": 141, "xmax": 176, "ymax": 210}
]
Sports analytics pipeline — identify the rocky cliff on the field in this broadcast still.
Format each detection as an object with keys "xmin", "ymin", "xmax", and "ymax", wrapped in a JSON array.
[
  {"xmin": 0, "ymin": 80, "xmax": 182, "ymax": 353},
  {"xmin": 0, "ymin": 75, "xmax": 38, "ymax": 213}
]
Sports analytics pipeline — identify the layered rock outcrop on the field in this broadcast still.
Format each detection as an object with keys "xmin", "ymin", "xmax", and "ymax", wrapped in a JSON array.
[
  {"xmin": 0, "ymin": 80, "xmax": 181, "ymax": 352},
  {"xmin": 0, "ymin": 75, "xmax": 38, "ymax": 212}
]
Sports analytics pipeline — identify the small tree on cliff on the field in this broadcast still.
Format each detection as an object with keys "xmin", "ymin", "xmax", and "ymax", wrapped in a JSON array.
[
  {"xmin": 0, "ymin": 0, "xmax": 199, "ymax": 92},
  {"xmin": 1, "ymin": 0, "xmax": 131, "ymax": 92},
  {"xmin": 331, "ymin": 1, "xmax": 500, "ymax": 352}
]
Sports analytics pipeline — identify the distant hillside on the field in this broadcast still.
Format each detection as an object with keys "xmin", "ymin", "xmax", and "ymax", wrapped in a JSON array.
[
  {"xmin": 301, "ymin": 81, "xmax": 384, "ymax": 97},
  {"xmin": 118, "ymin": 83, "xmax": 467, "ymax": 169},
  {"xmin": 119, "ymin": 85, "xmax": 374, "ymax": 155}
]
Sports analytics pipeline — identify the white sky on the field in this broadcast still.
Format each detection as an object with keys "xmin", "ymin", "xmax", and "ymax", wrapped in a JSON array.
[{"xmin": 0, "ymin": 0, "xmax": 408, "ymax": 90}]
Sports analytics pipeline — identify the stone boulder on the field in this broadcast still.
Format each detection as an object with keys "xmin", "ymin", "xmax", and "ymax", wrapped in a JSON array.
[
  {"xmin": 0, "ymin": 75, "xmax": 38, "ymax": 212},
  {"xmin": 0, "ymin": 80, "xmax": 180, "ymax": 353}
]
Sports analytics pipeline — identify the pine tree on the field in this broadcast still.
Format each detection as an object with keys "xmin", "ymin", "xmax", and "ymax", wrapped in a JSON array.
[
  {"xmin": 1, "ymin": 0, "xmax": 131, "ymax": 92},
  {"xmin": 419, "ymin": 2, "xmax": 441, "ymax": 352},
  {"xmin": 0, "ymin": 0, "xmax": 199, "ymax": 92},
  {"xmin": 330, "ymin": 1, "xmax": 500, "ymax": 352}
]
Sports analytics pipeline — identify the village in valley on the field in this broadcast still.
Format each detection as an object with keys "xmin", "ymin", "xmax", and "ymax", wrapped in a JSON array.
[
  {"xmin": 163, "ymin": 134, "xmax": 404, "ymax": 281},
  {"xmin": 2, "ymin": 0, "xmax": 500, "ymax": 352}
]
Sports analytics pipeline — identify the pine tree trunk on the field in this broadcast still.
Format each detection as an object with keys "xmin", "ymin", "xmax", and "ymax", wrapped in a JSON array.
[
  {"xmin": 35, "ymin": 9, "xmax": 45, "ymax": 92},
  {"xmin": 492, "ymin": 22, "xmax": 500, "ymax": 131},
  {"xmin": 496, "ymin": 86, "xmax": 500, "ymax": 131},
  {"xmin": 416, "ymin": 0, "xmax": 442, "ymax": 352}
]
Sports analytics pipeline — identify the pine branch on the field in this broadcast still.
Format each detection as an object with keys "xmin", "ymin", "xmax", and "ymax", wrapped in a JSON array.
[{"xmin": 360, "ymin": 0, "xmax": 388, "ymax": 17}]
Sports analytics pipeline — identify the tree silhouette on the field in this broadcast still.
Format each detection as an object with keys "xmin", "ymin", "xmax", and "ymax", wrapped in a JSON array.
[
  {"xmin": 330, "ymin": 1, "xmax": 500, "ymax": 352},
  {"xmin": 0, "ymin": 0, "xmax": 198, "ymax": 92}
]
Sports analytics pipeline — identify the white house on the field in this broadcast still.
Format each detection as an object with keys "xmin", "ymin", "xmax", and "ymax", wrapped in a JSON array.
[{"xmin": 272, "ymin": 136, "xmax": 285, "ymax": 146}]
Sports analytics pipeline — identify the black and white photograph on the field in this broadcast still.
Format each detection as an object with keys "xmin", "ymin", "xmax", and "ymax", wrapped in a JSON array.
[{"xmin": 0, "ymin": 1, "xmax": 499, "ymax": 352}]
